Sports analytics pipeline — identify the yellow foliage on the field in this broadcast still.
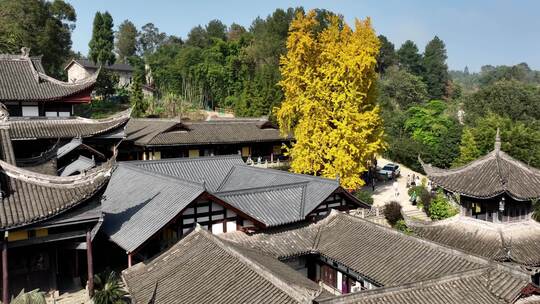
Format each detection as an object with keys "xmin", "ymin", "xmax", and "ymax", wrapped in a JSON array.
[{"xmin": 276, "ymin": 11, "xmax": 385, "ymax": 189}]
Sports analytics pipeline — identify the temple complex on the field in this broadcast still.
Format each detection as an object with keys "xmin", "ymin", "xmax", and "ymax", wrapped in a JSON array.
[{"xmin": 415, "ymin": 129, "xmax": 540, "ymax": 283}]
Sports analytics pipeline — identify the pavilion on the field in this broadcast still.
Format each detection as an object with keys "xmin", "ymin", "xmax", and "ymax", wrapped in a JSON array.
[{"xmin": 414, "ymin": 129, "xmax": 540, "ymax": 282}]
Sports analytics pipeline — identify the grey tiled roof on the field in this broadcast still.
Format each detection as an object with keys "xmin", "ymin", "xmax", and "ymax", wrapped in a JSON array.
[
  {"xmin": 8, "ymin": 109, "xmax": 131, "ymax": 140},
  {"xmin": 129, "ymin": 155, "xmax": 245, "ymax": 192},
  {"xmin": 126, "ymin": 155, "xmax": 366, "ymax": 227},
  {"xmin": 409, "ymin": 216, "xmax": 540, "ymax": 267},
  {"xmin": 66, "ymin": 58, "xmax": 134, "ymax": 72},
  {"xmin": 0, "ymin": 155, "xmax": 111, "ymax": 230},
  {"xmin": 216, "ymin": 183, "xmax": 308, "ymax": 227},
  {"xmin": 125, "ymin": 118, "xmax": 290, "ymax": 146},
  {"xmin": 0, "ymin": 54, "xmax": 97, "ymax": 102},
  {"xmin": 122, "ymin": 227, "xmax": 326, "ymax": 304},
  {"xmin": 217, "ymin": 165, "xmax": 344, "ymax": 217},
  {"xmin": 421, "ymin": 132, "xmax": 540, "ymax": 200},
  {"xmin": 223, "ymin": 211, "xmax": 529, "ymax": 287},
  {"xmin": 101, "ymin": 163, "xmax": 205, "ymax": 253},
  {"xmin": 316, "ymin": 268, "xmax": 530, "ymax": 304}
]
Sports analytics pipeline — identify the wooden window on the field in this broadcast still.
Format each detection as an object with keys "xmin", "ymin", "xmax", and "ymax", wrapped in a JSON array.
[
  {"xmin": 189, "ymin": 149, "xmax": 200, "ymax": 158},
  {"xmin": 241, "ymin": 146, "xmax": 251, "ymax": 157},
  {"xmin": 22, "ymin": 106, "xmax": 39, "ymax": 117},
  {"xmin": 321, "ymin": 264, "xmax": 337, "ymax": 288}
]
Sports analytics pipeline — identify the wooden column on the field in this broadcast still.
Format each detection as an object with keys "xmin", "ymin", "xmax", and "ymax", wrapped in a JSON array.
[
  {"xmin": 86, "ymin": 231, "xmax": 94, "ymax": 298},
  {"xmin": 127, "ymin": 253, "xmax": 132, "ymax": 268},
  {"xmin": 2, "ymin": 238, "xmax": 8, "ymax": 304}
]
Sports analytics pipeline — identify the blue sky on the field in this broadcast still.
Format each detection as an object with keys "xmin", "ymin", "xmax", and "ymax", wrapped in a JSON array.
[{"xmin": 66, "ymin": 0, "xmax": 540, "ymax": 72}]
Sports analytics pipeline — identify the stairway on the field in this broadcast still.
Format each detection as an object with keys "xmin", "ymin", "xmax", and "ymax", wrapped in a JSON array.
[{"xmin": 402, "ymin": 207, "xmax": 431, "ymax": 222}]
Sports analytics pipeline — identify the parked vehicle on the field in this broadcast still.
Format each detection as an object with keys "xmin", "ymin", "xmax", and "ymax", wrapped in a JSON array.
[{"xmin": 378, "ymin": 163, "xmax": 400, "ymax": 179}]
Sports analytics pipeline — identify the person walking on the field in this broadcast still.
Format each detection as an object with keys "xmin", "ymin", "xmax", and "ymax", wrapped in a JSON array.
[{"xmin": 393, "ymin": 180, "xmax": 399, "ymax": 198}]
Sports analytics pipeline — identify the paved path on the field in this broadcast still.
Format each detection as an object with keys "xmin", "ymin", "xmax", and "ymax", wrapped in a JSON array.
[{"xmin": 365, "ymin": 158, "xmax": 430, "ymax": 221}]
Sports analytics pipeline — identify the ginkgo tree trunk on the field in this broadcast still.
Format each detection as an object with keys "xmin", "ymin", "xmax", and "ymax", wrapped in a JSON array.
[{"xmin": 276, "ymin": 10, "xmax": 385, "ymax": 189}]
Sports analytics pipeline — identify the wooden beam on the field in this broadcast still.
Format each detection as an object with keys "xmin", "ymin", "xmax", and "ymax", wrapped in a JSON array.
[
  {"xmin": 86, "ymin": 231, "xmax": 94, "ymax": 298},
  {"xmin": 2, "ymin": 239, "xmax": 8, "ymax": 304}
]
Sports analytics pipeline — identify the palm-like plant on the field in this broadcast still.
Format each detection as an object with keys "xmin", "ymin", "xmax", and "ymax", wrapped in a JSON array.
[
  {"xmin": 93, "ymin": 270, "xmax": 127, "ymax": 304},
  {"xmin": 532, "ymin": 199, "xmax": 540, "ymax": 222},
  {"xmin": 9, "ymin": 289, "xmax": 46, "ymax": 304}
]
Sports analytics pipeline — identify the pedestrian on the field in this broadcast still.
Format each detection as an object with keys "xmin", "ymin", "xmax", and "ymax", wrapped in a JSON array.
[
  {"xmin": 393, "ymin": 180, "xmax": 399, "ymax": 198},
  {"xmin": 416, "ymin": 175, "xmax": 421, "ymax": 187},
  {"xmin": 427, "ymin": 180, "xmax": 432, "ymax": 193},
  {"xmin": 371, "ymin": 176, "xmax": 375, "ymax": 191},
  {"xmin": 406, "ymin": 174, "xmax": 411, "ymax": 188},
  {"xmin": 411, "ymin": 174, "xmax": 416, "ymax": 187}
]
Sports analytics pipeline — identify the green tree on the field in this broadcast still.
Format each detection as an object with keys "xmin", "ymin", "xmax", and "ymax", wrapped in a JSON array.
[
  {"xmin": 186, "ymin": 25, "xmax": 209, "ymax": 48},
  {"xmin": 130, "ymin": 70, "xmax": 146, "ymax": 117},
  {"xmin": 463, "ymin": 80, "xmax": 540, "ymax": 122},
  {"xmin": 453, "ymin": 127, "xmax": 481, "ymax": 167},
  {"xmin": 423, "ymin": 36, "xmax": 449, "ymax": 99},
  {"xmin": 376, "ymin": 35, "xmax": 397, "ymax": 74},
  {"xmin": 228, "ymin": 23, "xmax": 247, "ymax": 41},
  {"xmin": 115, "ymin": 20, "xmax": 138, "ymax": 63},
  {"xmin": 88, "ymin": 11, "xmax": 115, "ymax": 65},
  {"xmin": 0, "ymin": 0, "xmax": 76, "ymax": 76},
  {"xmin": 397, "ymin": 40, "xmax": 423, "ymax": 76},
  {"xmin": 379, "ymin": 66, "xmax": 428, "ymax": 110},
  {"xmin": 206, "ymin": 19, "xmax": 227, "ymax": 41},
  {"xmin": 404, "ymin": 100, "xmax": 462, "ymax": 168},
  {"xmin": 138, "ymin": 23, "xmax": 167, "ymax": 56}
]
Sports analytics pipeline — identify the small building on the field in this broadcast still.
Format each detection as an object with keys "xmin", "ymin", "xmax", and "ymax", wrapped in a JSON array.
[
  {"xmin": 414, "ymin": 129, "xmax": 540, "ymax": 281},
  {"xmin": 100, "ymin": 155, "xmax": 367, "ymax": 265},
  {"xmin": 120, "ymin": 117, "xmax": 293, "ymax": 162},
  {"xmin": 0, "ymin": 49, "xmax": 98, "ymax": 117},
  {"xmin": 64, "ymin": 58, "xmax": 134, "ymax": 87},
  {"xmin": 0, "ymin": 106, "xmax": 118, "ymax": 301},
  {"xmin": 123, "ymin": 211, "xmax": 537, "ymax": 304}
]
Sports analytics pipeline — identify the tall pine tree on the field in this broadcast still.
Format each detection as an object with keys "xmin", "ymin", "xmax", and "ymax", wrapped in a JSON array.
[
  {"xmin": 376, "ymin": 35, "xmax": 396, "ymax": 74},
  {"xmin": 423, "ymin": 36, "xmax": 449, "ymax": 99},
  {"xmin": 397, "ymin": 40, "xmax": 423, "ymax": 76},
  {"xmin": 276, "ymin": 11, "xmax": 385, "ymax": 189},
  {"xmin": 115, "ymin": 20, "xmax": 138, "ymax": 63},
  {"xmin": 88, "ymin": 11, "xmax": 115, "ymax": 65}
]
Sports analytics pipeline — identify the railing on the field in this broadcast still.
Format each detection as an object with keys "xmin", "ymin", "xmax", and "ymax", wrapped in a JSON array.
[{"xmin": 246, "ymin": 156, "xmax": 290, "ymax": 168}]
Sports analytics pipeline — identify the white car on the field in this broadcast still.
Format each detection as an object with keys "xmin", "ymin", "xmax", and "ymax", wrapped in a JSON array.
[{"xmin": 378, "ymin": 163, "xmax": 400, "ymax": 179}]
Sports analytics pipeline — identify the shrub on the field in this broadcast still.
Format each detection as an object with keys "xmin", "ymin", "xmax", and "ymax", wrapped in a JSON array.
[
  {"xmin": 93, "ymin": 270, "xmax": 127, "ymax": 304},
  {"xmin": 10, "ymin": 289, "xmax": 46, "ymax": 304},
  {"xmin": 384, "ymin": 201, "xmax": 403, "ymax": 226},
  {"xmin": 532, "ymin": 199, "xmax": 540, "ymax": 222},
  {"xmin": 408, "ymin": 186, "xmax": 432, "ymax": 212},
  {"xmin": 395, "ymin": 219, "xmax": 413, "ymax": 235},
  {"xmin": 354, "ymin": 190, "xmax": 373, "ymax": 205},
  {"xmin": 428, "ymin": 190, "xmax": 458, "ymax": 220}
]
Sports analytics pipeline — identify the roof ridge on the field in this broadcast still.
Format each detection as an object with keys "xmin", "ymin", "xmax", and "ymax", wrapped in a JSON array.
[
  {"xmin": 299, "ymin": 183, "xmax": 308, "ymax": 218},
  {"xmin": 318, "ymin": 267, "xmax": 503, "ymax": 302},
  {"xmin": 196, "ymin": 227, "xmax": 321, "ymax": 302},
  {"xmin": 216, "ymin": 165, "xmax": 237, "ymax": 192},
  {"xmin": 328, "ymin": 212, "xmax": 530, "ymax": 277},
  {"xmin": 128, "ymin": 154, "xmax": 243, "ymax": 166},
  {"xmin": 215, "ymin": 181, "xmax": 309, "ymax": 196},
  {"xmin": 118, "ymin": 162, "xmax": 204, "ymax": 189},
  {"xmin": 234, "ymin": 164, "xmax": 339, "ymax": 185}
]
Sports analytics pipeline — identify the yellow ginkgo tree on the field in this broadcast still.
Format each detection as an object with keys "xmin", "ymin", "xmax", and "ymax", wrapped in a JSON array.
[{"xmin": 276, "ymin": 10, "xmax": 385, "ymax": 189}]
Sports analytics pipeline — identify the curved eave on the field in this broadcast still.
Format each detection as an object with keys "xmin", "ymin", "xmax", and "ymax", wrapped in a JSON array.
[
  {"xmin": 0, "ymin": 160, "xmax": 112, "ymax": 230},
  {"xmin": 9, "ymin": 108, "xmax": 132, "ymax": 140}
]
